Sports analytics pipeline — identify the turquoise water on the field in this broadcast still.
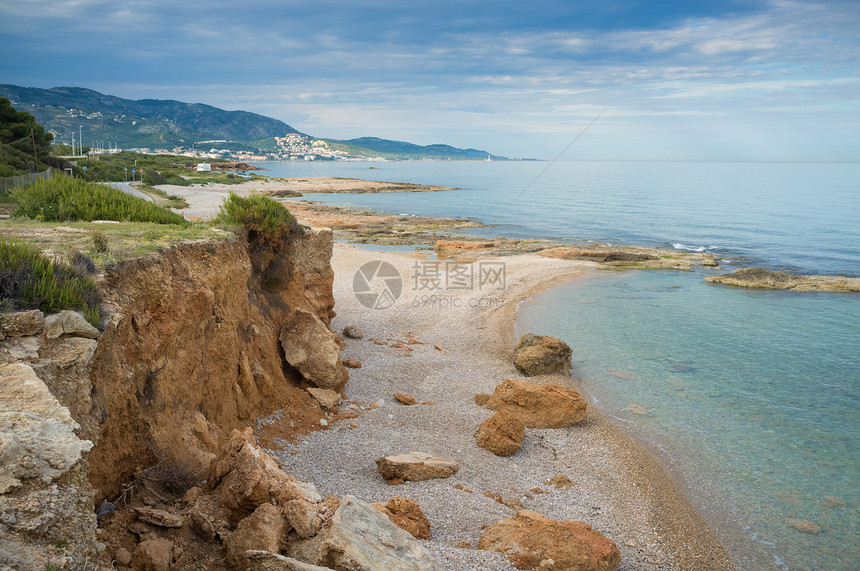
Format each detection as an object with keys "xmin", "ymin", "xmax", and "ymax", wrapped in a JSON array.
[{"xmin": 256, "ymin": 160, "xmax": 860, "ymax": 569}]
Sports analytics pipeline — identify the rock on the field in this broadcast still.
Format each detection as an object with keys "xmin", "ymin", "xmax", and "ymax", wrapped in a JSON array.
[
  {"xmin": 435, "ymin": 240, "xmax": 496, "ymax": 254},
  {"xmin": 705, "ymin": 267, "xmax": 860, "ymax": 292},
  {"xmin": 512, "ymin": 334, "xmax": 572, "ymax": 377},
  {"xmin": 376, "ymin": 452, "xmax": 460, "ymax": 482},
  {"xmin": 43, "ymin": 310, "xmax": 99, "ymax": 340},
  {"xmin": 130, "ymin": 538, "xmax": 174, "ymax": 571},
  {"xmin": 0, "ymin": 310, "xmax": 44, "ymax": 337},
  {"xmin": 306, "ymin": 387, "xmax": 341, "ymax": 410},
  {"xmin": 483, "ymin": 379, "xmax": 586, "ymax": 428},
  {"xmin": 245, "ymin": 551, "xmax": 334, "ymax": 570},
  {"xmin": 133, "ymin": 507, "xmax": 184, "ymax": 528},
  {"xmin": 287, "ymin": 495, "xmax": 442, "ymax": 570},
  {"xmin": 283, "ymin": 499, "xmax": 323, "ymax": 538},
  {"xmin": 787, "ymin": 518, "xmax": 821, "ymax": 535},
  {"xmin": 479, "ymin": 510, "xmax": 621, "ymax": 571},
  {"xmin": 280, "ymin": 308, "xmax": 348, "ymax": 391},
  {"xmin": 547, "ymin": 473, "xmax": 574, "ymax": 490},
  {"xmin": 0, "ymin": 363, "xmax": 94, "ymax": 494},
  {"xmin": 393, "ymin": 392, "xmax": 417, "ymax": 406},
  {"xmin": 624, "ymin": 404, "xmax": 648, "ymax": 415},
  {"xmin": 474, "ymin": 410, "xmax": 525, "ymax": 456},
  {"xmin": 225, "ymin": 503, "xmax": 289, "ymax": 568},
  {"xmin": 342, "ymin": 325, "xmax": 364, "ymax": 339},
  {"xmin": 823, "ymin": 495, "xmax": 847, "ymax": 508},
  {"xmin": 474, "ymin": 393, "xmax": 490, "ymax": 406},
  {"xmin": 208, "ymin": 428, "xmax": 322, "ymax": 523},
  {"xmin": 189, "ymin": 509, "xmax": 218, "ymax": 542},
  {"xmin": 114, "ymin": 546, "xmax": 133, "ymax": 566},
  {"xmin": 343, "ymin": 359, "xmax": 362, "ymax": 368},
  {"xmin": 373, "ymin": 496, "xmax": 431, "ymax": 540}
]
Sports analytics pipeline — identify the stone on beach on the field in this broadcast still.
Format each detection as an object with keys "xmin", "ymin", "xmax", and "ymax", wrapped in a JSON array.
[
  {"xmin": 342, "ymin": 325, "xmax": 364, "ymax": 339},
  {"xmin": 512, "ymin": 334, "xmax": 572, "ymax": 377},
  {"xmin": 279, "ymin": 308, "xmax": 348, "ymax": 391},
  {"xmin": 287, "ymin": 495, "xmax": 443, "ymax": 570},
  {"xmin": 306, "ymin": 387, "xmax": 341, "ymax": 410},
  {"xmin": 483, "ymin": 379, "xmax": 586, "ymax": 428},
  {"xmin": 393, "ymin": 392, "xmax": 418, "ymax": 405},
  {"xmin": 474, "ymin": 410, "xmax": 525, "ymax": 456},
  {"xmin": 479, "ymin": 509, "xmax": 621, "ymax": 571},
  {"xmin": 376, "ymin": 452, "xmax": 460, "ymax": 482},
  {"xmin": 372, "ymin": 496, "xmax": 432, "ymax": 540}
]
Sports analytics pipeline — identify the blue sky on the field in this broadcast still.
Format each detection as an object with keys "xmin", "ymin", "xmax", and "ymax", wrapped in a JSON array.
[{"xmin": 1, "ymin": 0, "xmax": 858, "ymax": 160}]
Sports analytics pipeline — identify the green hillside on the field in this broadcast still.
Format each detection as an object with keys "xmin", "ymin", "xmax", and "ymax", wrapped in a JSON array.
[{"xmin": 325, "ymin": 137, "xmax": 504, "ymax": 160}]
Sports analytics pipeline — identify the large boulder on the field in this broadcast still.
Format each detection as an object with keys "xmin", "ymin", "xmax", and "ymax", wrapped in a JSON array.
[
  {"xmin": 479, "ymin": 510, "xmax": 621, "ymax": 571},
  {"xmin": 512, "ymin": 334, "xmax": 572, "ymax": 377},
  {"xmin": 279, "ymin": 308, "xmax": 347, "ymax": 391},
  {"xmin": 224, "ymin": 503, "xmax": 289, "ymax": 569},
  {"xmin": 474, "ymin": 410, "xmax": 525, "ymax": 456},
  {"xmin": 376, "ymin": 452, "xmax": 459, "ymax": 482},
  {"xmin": 286, "ymin": 495, "xmax": 442, "ymax": 570},
  {"xmin": 483, "ymin": 379, "xmax": 586, "ymax": 428}
]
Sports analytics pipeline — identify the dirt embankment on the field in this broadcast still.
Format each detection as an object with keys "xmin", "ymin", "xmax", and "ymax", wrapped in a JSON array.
[{"xmin": 87, "ymin": 228, "xmax": 345, "ymax": 502}]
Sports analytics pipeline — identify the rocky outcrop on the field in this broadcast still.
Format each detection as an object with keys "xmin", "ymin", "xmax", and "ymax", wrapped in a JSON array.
[
  {"xmin": 483, "ymin": 379, "xmax": 587, "ymax": 428},
  {"xmin": 286, "ymin": 495, "xmax": 443, "ymax": 570},
  {"xmin": 376, "ymin": 452, "xmax": 460, "ymax": 483},
  {"xmin": 88, "ymin": 229, "xmax": 343, "ymax": 501},
  {"xmin": 479, "ymin": 510, "xmax": 621, "ymax": 571},
  {"xmin": 0, "ymin": 309, "xmax": 44, "ymax": 338},
  {"xmin": 705, "ymin": 267, "xmax": 860, "ymax": 292},
  {"xmin": 474, "ymin": 410, "xmax": 526, "ymax": 456},
  {"xmin": 0, "ymin": 363, "xmax": 98, "ymax": 564},
  {"xmin": 539, "ymin": 244, "xmax": 719, "ymax": 270},
  {"xmin": 513, "ymin": 334, "xmax": 572, "ymax": 377}
]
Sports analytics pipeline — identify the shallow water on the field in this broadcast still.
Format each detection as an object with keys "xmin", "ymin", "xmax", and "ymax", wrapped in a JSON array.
[{"xmin": 257, "ymin": 159, "xmax": 860, "ymax": 569}]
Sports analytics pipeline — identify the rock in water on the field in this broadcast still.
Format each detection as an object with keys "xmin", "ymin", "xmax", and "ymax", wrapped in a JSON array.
[
  {"xmin": 479, "ymin": 510, "xmax": 621, "ymax": 571},
  {"xmin": 376, "ymin": 452, "xmax": 460, "ymax": 482},
  {"xmin": 280, "ymin": 308, "xmax": 347, "ymax": 391},
  {"xmin": 484, "ymin": 379, "xmax": 586, "ymax": 428},
  {"xmin": 512, "ymin": 334, "xmax": 572, "ymax": 377},
  {"xmin": 287, "ymin": 495, "xmax": 443, "ymax": 570},
  {"xmin": 474, "ymin": 410, "xmax": 525, "ymax": 456}
]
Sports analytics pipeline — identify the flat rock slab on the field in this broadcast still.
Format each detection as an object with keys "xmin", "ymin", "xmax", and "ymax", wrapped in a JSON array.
[
  {"xmin": 376, "ymin": 452, "xmax": 459, "ymax": 482},
  {"xmin": 133, "ymin": 507, "xmax": 184, "ymax": 528}
]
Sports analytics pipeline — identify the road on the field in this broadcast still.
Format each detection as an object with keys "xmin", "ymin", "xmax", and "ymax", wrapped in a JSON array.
[{"xmin": 103, "ymin": 182, "xmax": 154, "ymax": 202}]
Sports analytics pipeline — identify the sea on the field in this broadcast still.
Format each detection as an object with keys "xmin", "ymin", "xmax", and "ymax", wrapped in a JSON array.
[{"xmin": 253, "ymin": 159, "xmax": 859, "ymax": 570}]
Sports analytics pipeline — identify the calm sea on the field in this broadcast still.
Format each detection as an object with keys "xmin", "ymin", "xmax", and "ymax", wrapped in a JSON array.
[{"xmin": 257, "ymin": 160, "xmax": 860, "ymax": 570}]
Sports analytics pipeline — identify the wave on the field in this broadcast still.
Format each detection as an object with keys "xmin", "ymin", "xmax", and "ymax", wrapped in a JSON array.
[{"xmin": 672, "ymin": 243, "xmax": 707, "ymax": 252}]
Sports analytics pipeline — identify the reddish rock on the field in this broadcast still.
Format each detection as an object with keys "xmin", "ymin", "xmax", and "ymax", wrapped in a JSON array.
[
  {"xmin": 479, "ymin": 510, "xmax": 621, "ymax": 571},
  {"xmin": 484, "ymin": 379, "xmax": 586, "ymax": 428},
  {"xmin": 224, "ymin": 503, "xmax": 289, "ymax": 568},
  {"xmin": 376, "ymin": 452, "xmax": 459, "ymax": 482},
  {"xmin": 513, "ymin": 334, "xmax": 572, "ymax": 377},
  {"xmin": 280, "ymin": 308, "xmax": 348, "ymax": 391},
  {"xmin": 394, "ymin": 392, "xmax": 418, "ymax": 405},
  {"xmin": 474, "ymin": 410, "xmax": 525, "ymax": 456},
  {"xmin": 547, "ymin": 473, "xmax": 574, "ymax": 490},
  {"xmin": 474, "ymin": 393, "xmax": 490, "ymax": 406},
  {"xmin": 343, "ymin": 359, "xmax": 362, "ymax": 368},
  {"xmin": 373, "ymin": 496, "xmax": 432, "ymax": 540}
]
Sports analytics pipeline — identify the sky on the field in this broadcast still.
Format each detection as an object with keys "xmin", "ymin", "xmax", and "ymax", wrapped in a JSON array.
[{"xmin": 1, "ymin": 0, "xmax": 858, "ymax": 161}]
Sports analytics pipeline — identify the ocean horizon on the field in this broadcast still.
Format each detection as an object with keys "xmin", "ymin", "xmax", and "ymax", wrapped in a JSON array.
[{"xmin": 255, "ymin": 159, "xmax": 859, "ymax": 570}]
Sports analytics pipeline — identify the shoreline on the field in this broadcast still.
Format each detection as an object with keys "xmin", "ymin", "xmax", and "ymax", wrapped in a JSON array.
[{"xmin": 269, "ymin": 244, "xmax": 737, "ymax": 570}]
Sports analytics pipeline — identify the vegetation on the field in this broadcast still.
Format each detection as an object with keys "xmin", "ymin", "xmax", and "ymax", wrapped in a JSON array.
[
  {"xmin": 10, "ymin": 176, "xmax": 189, "ymax": 225},
  {"xmin": 214, "ymin": 192, "xmax": 302, "ymax": 245},
  {"xmin": 0, "ymin": 236, "xmax": 99, "ymax": 326},
  {"xmin": 0, "ymin": 97, "xmax": 57, "ymax": 176}
]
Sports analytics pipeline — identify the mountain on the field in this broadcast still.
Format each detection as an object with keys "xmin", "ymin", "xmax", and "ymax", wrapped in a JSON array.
[
  {"xmin": 0, "ymin": 85, "xmax": 507, "ymax": 160},
  {"xmin": 0, "ymin": 85, "xmax": 301, "ymax": 150}
]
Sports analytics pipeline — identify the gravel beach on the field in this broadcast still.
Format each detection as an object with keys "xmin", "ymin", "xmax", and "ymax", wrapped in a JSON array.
[{"xmin": 268, "ymin": 244, "xmax": 736, "ymax": 570}]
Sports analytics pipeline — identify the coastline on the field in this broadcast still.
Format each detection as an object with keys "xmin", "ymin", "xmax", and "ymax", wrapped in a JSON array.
[{"xmin": 269, "ymin": 244, "xmax": 737, "ymax": 570}]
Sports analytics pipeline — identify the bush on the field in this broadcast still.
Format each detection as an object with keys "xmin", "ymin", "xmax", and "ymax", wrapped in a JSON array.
[
  {"xmin": 10, "ymin": 176, "xmax": 189, "ymax": 225},
  {"xmin": 0, "ymin": 236, "xmax": 100, "ymax": 326},
  {"xmin": 214, "ymin": 192, "xmax": 303, "ymax": 245}
]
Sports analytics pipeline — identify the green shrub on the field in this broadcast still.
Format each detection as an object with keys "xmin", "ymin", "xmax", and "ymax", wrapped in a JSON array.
[
  {"xmin": 9, "ymin": 176, "xmax": 189, "ymax": 226},
  {"xmin": 91, "ymin": 230, "xmax": 109, "ymax": 253},
  {"xmin": 0, "ymin": 236, "xmax": 100, "ymax": 326},
  {"xmin": 214, "ymin": 192, "xmax": 303, "ymax": 245}
]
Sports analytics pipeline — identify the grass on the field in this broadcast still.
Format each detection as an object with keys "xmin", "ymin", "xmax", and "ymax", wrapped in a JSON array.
[
  {"xmin": 134, "ymin": 183, "xmax": 190, "ymax": 208},
  {"xmin": 0, "ymin": 236, "xmax": 100, "ymax": 326},
  {"xmin": 214, "ymin": 192, "xmax": 303, "ymax": 245},
  {"xmin": 9, "ymin": 176, "xmax": 189, "ymax": 226}
]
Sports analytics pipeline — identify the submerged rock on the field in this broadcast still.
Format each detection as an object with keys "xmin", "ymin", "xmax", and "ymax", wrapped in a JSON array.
[
  {"xmin": 705, "ymin": 267, "xmax": 860, "ymax": 292},
  {"xmin": 512, "ymin": 334, "xmax": 572, "ymax": 377}
]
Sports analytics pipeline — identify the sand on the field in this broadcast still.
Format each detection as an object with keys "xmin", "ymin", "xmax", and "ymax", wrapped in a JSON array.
[
  {"xmin": 167, "ymin": 180, "xmax": 737, "ymax": 569},
  {"xmin": 268, "ymin": 244, "xmax": 736, "ymax": 570}
]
